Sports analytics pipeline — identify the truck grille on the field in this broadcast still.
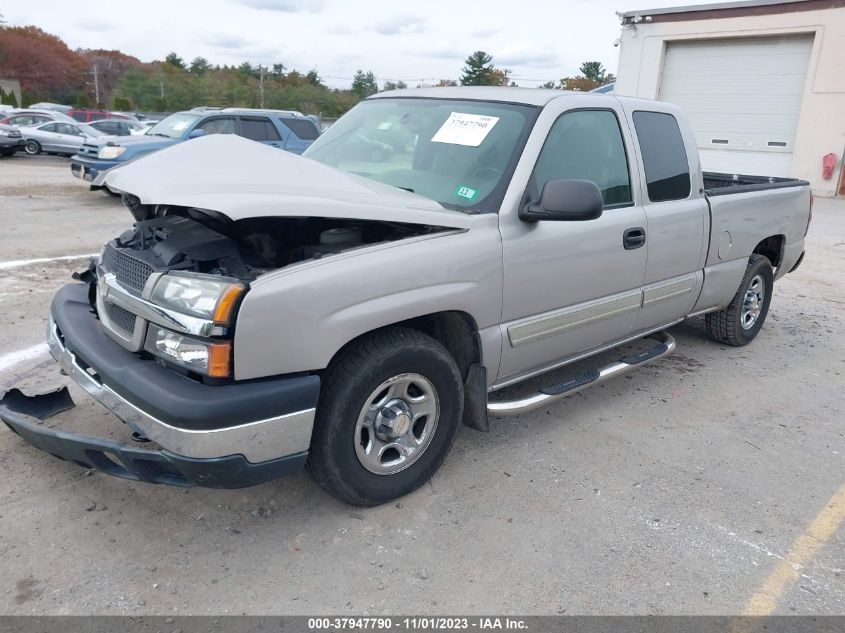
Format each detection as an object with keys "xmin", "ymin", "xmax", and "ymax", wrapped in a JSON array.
[
  {"xmin": 78, "ymin": 143, "xmax": 99, "ymax": 158},
  {"xmin": 106, "ymin": 303, "xmax": 137, "ymax": 334},
  {"xmin": 102, "ymin": 244, "xmax": 155, "ymax": 294}
]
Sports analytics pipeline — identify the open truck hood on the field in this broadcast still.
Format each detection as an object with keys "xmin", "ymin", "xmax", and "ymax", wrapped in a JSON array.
[{"xmin": 103, "ymin": 134, "xmax": 472, "ymax": 229}]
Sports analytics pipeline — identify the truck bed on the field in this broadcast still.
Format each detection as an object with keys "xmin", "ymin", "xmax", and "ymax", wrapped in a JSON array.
[{"xmin": 703, "ymin": 171, "xmax": 809, "ymax": 197}]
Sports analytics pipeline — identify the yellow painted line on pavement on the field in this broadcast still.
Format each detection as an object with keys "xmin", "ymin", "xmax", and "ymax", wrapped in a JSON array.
[{"xmin": 743, "ymin": 482, "xmax": 845, "ymax": 615}]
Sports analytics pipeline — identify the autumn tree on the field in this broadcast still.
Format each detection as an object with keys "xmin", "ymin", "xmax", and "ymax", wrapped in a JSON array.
[
  {"xmin": 558, "ymin": 61, "xmax": 615, "ymax": 92},
  {"xmin": 460, "ymin": 51, "xmax": 496, "ymax": 86},
  {"xmin": 0, "ymin": 26, "xmax": 87, "ymax": 104},
  {"xmin": 490, "ymin": 68, "xmax": 517, "ymax": 87}
]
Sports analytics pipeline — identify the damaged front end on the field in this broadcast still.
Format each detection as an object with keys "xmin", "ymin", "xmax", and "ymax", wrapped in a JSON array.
[
  {"xmin": 1, "ymin": 197, "xmax": 458, "ymax": 490},
  {"xmin": 2, "ymin": 134, "xmax": 471, "ymax": 488}
]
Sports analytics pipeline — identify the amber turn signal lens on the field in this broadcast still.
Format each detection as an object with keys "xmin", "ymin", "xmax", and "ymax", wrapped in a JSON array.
[
  {"xmin": 207, "ymin": 342, "xmax": 232, "ymax": 378},
  {"xmin": 213, "ymin": 284, "xmax": 245, "ymax": 325}
]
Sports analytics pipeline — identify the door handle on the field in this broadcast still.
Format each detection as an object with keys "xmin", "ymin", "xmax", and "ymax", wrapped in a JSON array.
[{"xmin": 623, "ymin": 227, "xmax": 646, "ymax": 250}]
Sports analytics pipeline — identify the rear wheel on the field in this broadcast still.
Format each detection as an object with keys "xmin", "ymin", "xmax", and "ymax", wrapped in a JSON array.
[
  {"xmin": 307, "ymin": 327, "xmax": 463, "ymax": 506},
  {"xmin": 705, "ymin": 254, "xmax": 774, "ymax": 346},
  {"xmin": 24, "ymin": 140, "xmax": 41, "ymax": 155}
]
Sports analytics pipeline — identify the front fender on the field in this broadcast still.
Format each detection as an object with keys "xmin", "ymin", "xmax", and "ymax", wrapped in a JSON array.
[{"xmin": 232, "ymin": 215, "xmax": 503, "ymax": 380}]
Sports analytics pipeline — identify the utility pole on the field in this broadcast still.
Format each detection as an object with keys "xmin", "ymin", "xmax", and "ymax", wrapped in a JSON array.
[
  {"xmin": 91, "ymin": 65, "xmax": 100, "ymax": 106},
  {"xmin": 259, "ymin": 65, "xmax": 265, "ymax": 108}
]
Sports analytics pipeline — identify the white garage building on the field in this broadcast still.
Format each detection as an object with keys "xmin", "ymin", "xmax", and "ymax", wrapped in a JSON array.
[{"xmin": 615, "ymin": 0, "xmax": 845, "ymax": 197}]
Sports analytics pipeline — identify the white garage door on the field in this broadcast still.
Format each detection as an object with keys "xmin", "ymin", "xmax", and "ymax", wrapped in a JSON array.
[{"xmin": 659, "ymin": 35, "xmax": 813, "ymax": 177}]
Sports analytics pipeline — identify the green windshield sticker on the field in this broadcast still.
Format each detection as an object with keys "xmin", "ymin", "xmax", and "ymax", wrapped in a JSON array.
[{"xmin": 455, "ymin": 185, "xmax": 478, "ymax": 201}]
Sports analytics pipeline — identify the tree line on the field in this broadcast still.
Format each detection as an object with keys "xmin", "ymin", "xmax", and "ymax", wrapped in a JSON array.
[{"xmin": 0, "ymin": 24, "xmax": 614, "ymax": 116}]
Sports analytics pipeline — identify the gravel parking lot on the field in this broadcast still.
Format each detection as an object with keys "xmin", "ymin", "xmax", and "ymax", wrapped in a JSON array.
[{"xmin": 0, "ymin": 155, "xmax": 843, "ymax": 616}]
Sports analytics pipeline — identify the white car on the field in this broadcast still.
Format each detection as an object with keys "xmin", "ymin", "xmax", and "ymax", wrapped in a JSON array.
[{"xmin": 23, "ymin": 121, "xmax": 105, "ymax": 156}]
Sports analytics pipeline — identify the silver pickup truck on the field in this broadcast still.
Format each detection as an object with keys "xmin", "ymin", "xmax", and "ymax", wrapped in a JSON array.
[{"xmin": 1, "ymin": 87, "xmax": 812, "ymax": 505}]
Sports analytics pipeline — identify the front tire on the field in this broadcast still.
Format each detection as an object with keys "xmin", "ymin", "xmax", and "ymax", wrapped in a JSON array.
[
  {"xmin": 24, "ymin": 140, "xmax": 41, "ymax": 155},
  {"xmin": 307, "ymin": 327, "xmax": 463, "ymax": 506},
  {"xmin": 705, "ymin": 254, "xmax": 774, "ymax": 346}
]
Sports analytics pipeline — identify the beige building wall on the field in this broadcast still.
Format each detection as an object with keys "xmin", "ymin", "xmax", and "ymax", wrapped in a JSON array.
[{"xmin": 615, "ymin": 5, "xmax": 845, "ymax": 197}]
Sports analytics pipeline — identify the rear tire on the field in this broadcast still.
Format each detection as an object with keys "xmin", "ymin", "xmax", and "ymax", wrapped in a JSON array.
[
  {"xmin": 24, "ymin": 140, "xmax": 41, "ymax": 155},
  {"xmin": 705, "ymin": 254, "xmax": 773, "ymax": 346},
  {"xmin": 307, "ymin": 327, "xmax": 463, "ymax": 506}
]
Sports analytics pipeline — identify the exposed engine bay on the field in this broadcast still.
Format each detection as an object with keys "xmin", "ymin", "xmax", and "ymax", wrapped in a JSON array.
[{"xmin": 110, "ymin": 199, "xmax": 450, "ymax": 282}]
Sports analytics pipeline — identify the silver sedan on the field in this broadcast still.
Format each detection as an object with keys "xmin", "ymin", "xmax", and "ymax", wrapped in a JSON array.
[{"xmin": 23, "ymin": 122, "xmax": 105, "ymax": 156}]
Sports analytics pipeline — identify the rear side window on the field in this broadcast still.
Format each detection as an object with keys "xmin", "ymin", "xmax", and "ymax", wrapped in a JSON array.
[
  {"xmin": 239, "ymin": 117, "xmax": 281, "ymax": 141},
  {"xmin": 632, "ymin": 111, "xmax": 691, "ymax": 202},
  {"xmin": 532, "ymin": 109, "xmax": 632, "ymax": 207},
  {"xmin": 280, "ymin": 118, "xmax": 319, "ymax": 141}
]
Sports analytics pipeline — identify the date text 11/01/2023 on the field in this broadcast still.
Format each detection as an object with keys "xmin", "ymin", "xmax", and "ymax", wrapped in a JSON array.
[{"xmin": 307, "ymin": 617, "xmax": 528, "ymax": 630}]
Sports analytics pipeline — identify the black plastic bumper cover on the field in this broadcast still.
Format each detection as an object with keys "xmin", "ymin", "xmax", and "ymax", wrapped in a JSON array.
[
  {"xmin": 52, "ymin": 283, "xmax": 320, "ymax": 431},
  {"xmin": 1, "ymin": 388, "xmax": 307, "ymax": 488}
]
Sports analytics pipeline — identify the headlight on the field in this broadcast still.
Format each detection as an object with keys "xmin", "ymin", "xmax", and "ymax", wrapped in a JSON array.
[
  {"xmin": 150, "ymin": 273, "xmax": 245, "ymax": 325},
  {"xmin": 145, "ymin": 325, "xmax": 231, "ymax": 377},
  {"xmin": 98, "ymin": 145, "xmax": 126, "ymax": 159}
]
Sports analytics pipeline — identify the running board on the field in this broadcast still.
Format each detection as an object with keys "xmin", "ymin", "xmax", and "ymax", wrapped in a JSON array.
[{"xmin": 487, "ymin": 331, "xmax": 676, "ymax": 417}]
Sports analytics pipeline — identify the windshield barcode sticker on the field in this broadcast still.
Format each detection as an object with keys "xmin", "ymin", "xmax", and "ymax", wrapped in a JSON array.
[{"xmin": 431, "ymin": 112, "xmax": 499, "ymax": 147}]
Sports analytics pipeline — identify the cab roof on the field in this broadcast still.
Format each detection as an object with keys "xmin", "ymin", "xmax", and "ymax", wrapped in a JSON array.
[{"xmin": 368, "ymin": 86, "xmax": 607, "ymax": 107}]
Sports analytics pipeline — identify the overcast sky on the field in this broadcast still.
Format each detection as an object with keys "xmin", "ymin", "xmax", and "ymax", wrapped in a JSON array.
[{"xmin": 3, "ymin": 0, "xmax": 717, "ymax": 88}]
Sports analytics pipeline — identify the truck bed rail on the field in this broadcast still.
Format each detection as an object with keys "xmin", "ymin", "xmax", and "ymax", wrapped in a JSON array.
[{"xmin": 704, "ymin": 171, "xmax": 809, "ymax": 197}]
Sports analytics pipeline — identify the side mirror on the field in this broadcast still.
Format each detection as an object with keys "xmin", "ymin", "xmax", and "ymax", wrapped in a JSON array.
[
  {"xmin": 188, "ymin": 128, "xmax": 207, "ymax": 139},
  {"xmin": 520, "ymin": 179, "xmax": 604, "ymax": 222}
]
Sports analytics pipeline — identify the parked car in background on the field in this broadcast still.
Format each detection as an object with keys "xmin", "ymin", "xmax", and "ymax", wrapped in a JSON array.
[
  {"xmin": 0, "ymin": 109, "xmax": 76, "ymax": 126},
  {"xmin": 27, "ymin": 102, "xmax": 73, "ymax": 114},
  {"xmin": 88, "ymin": 119, "xmax": 150, "ymax": 136},
  {"xmin": 68, "ymin": 109, "xmax": 129, "ymax": 123},
  {"xmin": 23, "ymin": 121, "xmax": 104, "ymax": 156},
  {"xmin": 0, "ymin": 123, "xmax": 26, "ymax": 156},
  {"xmin": 71, "ymin": 107, "xmax": 321, "ymax": 186}
]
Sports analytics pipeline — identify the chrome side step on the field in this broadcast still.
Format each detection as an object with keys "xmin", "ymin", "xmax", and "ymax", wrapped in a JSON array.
[{"xmin": 487, "ymin": 331, "xmax": 676, "ymax": 417}]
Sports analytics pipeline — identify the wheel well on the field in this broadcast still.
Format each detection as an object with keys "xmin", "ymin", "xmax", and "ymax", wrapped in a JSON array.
[
  {"xmin": 325, "ymin": 311, "xmax": 482, "ymax": 382},
  {"xmin": 752, "ymin": 235, "xmax": 784, "ymax": 269},
  {"xmin": 394, "ymin": 311, "xmax": 481, "ymax": 381}
]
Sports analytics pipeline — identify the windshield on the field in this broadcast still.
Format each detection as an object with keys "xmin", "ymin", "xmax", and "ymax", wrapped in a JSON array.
[
  {"xmin": 77, "ymin": 123, "xmax": 105, "ymax": 137},
  {"xmin": 146, "ymin": 113, "xmax": 199, "ymax": 139},
  {"xmin": 303, "ymin": 98, "xmax": 537, "ymax": 212}
]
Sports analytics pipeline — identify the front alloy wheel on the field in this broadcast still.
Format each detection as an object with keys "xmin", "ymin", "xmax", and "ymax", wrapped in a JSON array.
[
  {"xmin": 307, "ymin": 327, "xmax": 463, "ymax": 506},
  {"xmin": 355, "ymin": 373, "xmax": 440, "ymax": 475}
]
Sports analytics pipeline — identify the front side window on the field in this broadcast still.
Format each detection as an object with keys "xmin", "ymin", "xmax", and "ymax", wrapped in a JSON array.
[
  {"xmin": 197, "ymin": 117, "xmax": 236, "ymax": 135},
  {"xmin": 532, "ymin": 109, "xmax": 632, "ymax": 207},
  {"xmin": 304, "ymin": 98, "xmax": 538, "ymax": 212},
  {"xmin": 632, "ymin": 111, "xmax": 691, "ymax": 202}
]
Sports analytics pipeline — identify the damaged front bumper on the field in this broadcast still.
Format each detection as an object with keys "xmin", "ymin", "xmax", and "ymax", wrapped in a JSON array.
[{"xmin": 0, "ymin": 283, "xmax": 321, "ymax": 488}]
